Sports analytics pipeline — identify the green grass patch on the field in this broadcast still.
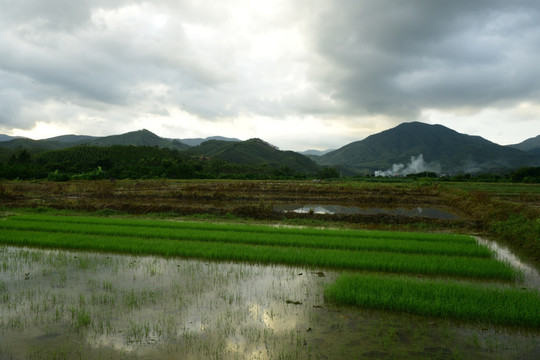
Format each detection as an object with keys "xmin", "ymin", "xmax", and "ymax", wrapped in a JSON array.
[
  {"xmin": 325, "ymin": 274, "xmax": 540, "ymax": 328},
  {"xmin": 1, "ymin": 216, "xmax": 490, "ymax": 257},
  {"xmin": 0, "ymin": 215, "xmax": 517, "ymax": 280},
  {"xmin": 0, "ymin": 213, "xmax": 532, "ymax": 327},
  {"xmin": 7, "ymin": 214, "xmax": 478, "ymax": 243}
]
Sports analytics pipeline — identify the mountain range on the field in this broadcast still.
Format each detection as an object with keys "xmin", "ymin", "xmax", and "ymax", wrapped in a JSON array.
[
  {"xmin": 316, "ymin": 122, "xmax": 540, "ymax": 175},
  {"xmin": 1, "ymin": 122, "xmax": 539, "ymax": 175},
  {"xmin": 509, "ymin": 135, "xmax": 540, "ymax": 155}
]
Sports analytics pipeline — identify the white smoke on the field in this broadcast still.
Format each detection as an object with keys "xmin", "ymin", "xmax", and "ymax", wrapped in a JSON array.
[{"xmin": 374, "ymin": 154, "xmax": 440, "ymax": 177}]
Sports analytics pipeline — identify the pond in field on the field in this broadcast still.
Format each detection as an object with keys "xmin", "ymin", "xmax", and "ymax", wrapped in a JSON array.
[
  {"xmin": 0, "ymin": 246, "xmax": 538, "ymax": 359},
  {"xmin": 275, "ymin": 204, "xmax": 460, "ymax": 219}
]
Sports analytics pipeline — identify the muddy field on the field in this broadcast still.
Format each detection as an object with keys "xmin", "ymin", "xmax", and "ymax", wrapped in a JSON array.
[
  {"xmin": 1, "ymin": 179, "xmax": 539, "ymax": 359},
  {"xmin": 0, "ymin": 179, "xmax": 476, "ymax": 227},
  {"xmin": 1, "ymin": 246, "xmax": 539, "ymax": 360}
]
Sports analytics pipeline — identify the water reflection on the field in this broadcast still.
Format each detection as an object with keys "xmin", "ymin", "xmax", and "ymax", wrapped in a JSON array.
[
  {"xmin": 476, "ymin": 237, "xmax": 540, "ymax": 290},
  {"xmin": 275, "ymin": 204, "xmax": 460, "ymax": 219},
  {"xmin": 0, "ymin": 245, "xmax": 538, "ymax": 359}
]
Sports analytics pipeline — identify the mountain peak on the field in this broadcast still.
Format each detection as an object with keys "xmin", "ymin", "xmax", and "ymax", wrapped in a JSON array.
[
  {"xmin": 509, "ymin": 134, "xmax": 540, "ymax": 152},
  {"xmin": 317, "ymin": 122, "xmax": 539, "ymax": 174}
]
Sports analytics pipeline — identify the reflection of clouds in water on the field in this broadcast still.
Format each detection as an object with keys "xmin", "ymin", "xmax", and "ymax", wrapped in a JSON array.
[
  {"xmin": 476, "ymin": 237, "xmax": 540, "ymax": 290},
  {"xmin": 293, "ymin": 206, "xmax": 335, "ymax": 214},
  {"xmin": 87, "ymin": 334, "xmax": 138, "ymax": 353},
  {"xmin": 247, "ymin": 303, "xmax": 298, "ymax": 332},
  {"xmin": 224, "ymin": 333, "xmax": 269, "ymax": 360},
  {"xmin": 2, "ymin": 243, "xmax": 538, "ymax": 358},
  {"xmin": 276, "ymin": 204, "xmax": 459, "ymax": 219},
  {"xmin": 0, "ymin": 245, "xmax": 334, "ymax": 358}
]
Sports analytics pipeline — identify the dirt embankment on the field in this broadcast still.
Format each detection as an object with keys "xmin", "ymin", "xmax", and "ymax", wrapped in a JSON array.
[{"xmin": 0, "ymin": 180, "xmax": 472, "ymax": 227}]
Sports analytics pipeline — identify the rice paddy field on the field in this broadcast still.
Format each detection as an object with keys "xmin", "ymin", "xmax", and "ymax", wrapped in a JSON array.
[{"xmin": 1, "ymin": 211, "xmax": 540, "ymax": 359}]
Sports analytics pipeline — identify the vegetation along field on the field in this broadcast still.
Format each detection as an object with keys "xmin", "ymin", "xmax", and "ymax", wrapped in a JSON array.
[{"xmin": 0, "ymin": 179, "xmax": 539, "ymax": 359}]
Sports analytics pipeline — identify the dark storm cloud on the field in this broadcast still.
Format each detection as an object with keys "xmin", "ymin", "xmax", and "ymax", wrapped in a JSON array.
[
  {"xmin": 0, "ymin": 0, "xmax": 539, "ymax": 148},
  {"xmin": 0, "ymin": 0, "xmax": 236, "ymax": 123},
  {"xmin": 308, "ymin": 0, "xmax": 540, "ymax": 117},
  {"xmin": 1, "ymin": 0, "xmax": 137, "ymax": 30}
]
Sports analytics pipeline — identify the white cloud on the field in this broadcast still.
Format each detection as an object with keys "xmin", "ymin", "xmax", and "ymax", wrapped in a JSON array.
[{"xmin": 1, "ymin": 0, "xmax": 540, "ymax": 151}]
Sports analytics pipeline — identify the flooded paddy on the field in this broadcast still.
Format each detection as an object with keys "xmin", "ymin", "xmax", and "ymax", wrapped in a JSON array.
[
  {"xmin": 1, "ymin": 245, "xmax": 538, "ymax": 359},
  {"xmin": 476, "ymin": 237, "xmax": 540, "ymax": 290},
  {"xmin": 275, "ymin": 204, "xmax": 460, "ymax": 220}
]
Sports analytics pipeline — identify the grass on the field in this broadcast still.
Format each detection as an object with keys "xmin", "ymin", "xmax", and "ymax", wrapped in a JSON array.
[
  {"xmin": 325, "ymin": 273, "xmax": 540, "ymax": 328},
  {"xmin": 7, "ymin": 214, "xmax": 477, "ymax": 242},
  {"xmin": 0, "ymin": 215, "xmax": 517, "ymax": 280},
  {"xmin": 0, "ymin": 210, "xmax": 535, "ymax": 329},
  {"xmin": 2, "ymin": 215, "xmax": 488, "ymax": 257}
]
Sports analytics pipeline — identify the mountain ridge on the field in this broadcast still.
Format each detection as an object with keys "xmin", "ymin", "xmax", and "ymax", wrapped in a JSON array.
[
  {"xmin": 316, "ymin": 122, "xmax": 539, "ymax": 174},
  {"xmin": 178, "ymin": 136, "xmax": 241, "ymax": 147},
  {"xmin": 1, "ymin": 124, "xmax": 539, "ymax": 175},
  {"xmin": 186, "ymin": 138, "xmax": 320, "ymax": 173},
  {"xmin": 509, "ymin": 135, "xmax": 540, "ymax": 153}
]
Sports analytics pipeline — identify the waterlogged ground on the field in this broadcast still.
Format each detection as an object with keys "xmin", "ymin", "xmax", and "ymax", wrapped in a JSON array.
[
  {"xmin": 274, "ymin": 204, "xmax": 460, "ymax": 220},
  {"xmin": 0, "ymin": 246, "xmax": 539, "ymax": 360}
]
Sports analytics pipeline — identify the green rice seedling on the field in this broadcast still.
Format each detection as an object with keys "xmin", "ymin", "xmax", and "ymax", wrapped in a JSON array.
[
  {"xmin": 70, "ymin": 305, "xmax": 91, "ymax": 332},
  {"xmin": 9, "ymin": 214, "xmax": 477, "ymax": 243},
  {"xmin": 1, "ymin": 216, "xmax": 490, "ymax": 257},
  {"xmin": 325, "ymin": 274, "xmax": 540, "ymax": 328},
  {"xmin": 0, "ymin": 228, "xmax": 517, "ymax": 280}
]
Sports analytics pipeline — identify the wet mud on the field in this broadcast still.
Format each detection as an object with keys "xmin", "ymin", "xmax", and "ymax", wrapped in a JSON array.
[{"xmin": 1, "ymin": 246, "xmax": 538, "ymax": 359}]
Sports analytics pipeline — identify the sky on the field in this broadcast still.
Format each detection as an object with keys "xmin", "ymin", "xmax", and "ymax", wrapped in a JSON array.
[{"xmin": 1, "ymin": 0, "xmax": 540, "ymax": 151}]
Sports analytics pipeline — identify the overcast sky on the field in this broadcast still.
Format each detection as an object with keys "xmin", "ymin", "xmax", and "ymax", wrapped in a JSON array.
[{"xmin": 1, "ymin": 0, "xmax": 540, "ymax": 151}]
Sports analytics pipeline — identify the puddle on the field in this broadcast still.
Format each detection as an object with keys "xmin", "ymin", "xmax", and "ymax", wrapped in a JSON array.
[
  {"xmin": 476, "ymin": 237, "xmax": 540, "ymax": 290},
  {"xmin": 275, "ymin": 204, "xmax": 460, "ymax": 220},
  {"xmin": 0, "ymin": 245, "xmax": 538, "ymax": 359}
]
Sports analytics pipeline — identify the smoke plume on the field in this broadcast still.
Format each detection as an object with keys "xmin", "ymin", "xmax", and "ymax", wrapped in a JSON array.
[{"xmin": 374, "ymin": 154, "xmax": 440, "ymax": 177}]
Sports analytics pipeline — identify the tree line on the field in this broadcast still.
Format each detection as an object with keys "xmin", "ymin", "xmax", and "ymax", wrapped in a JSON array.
[
  {"xmin": 0, "ymin": 145, "xmax": 336, "ymax": 180},
  {"xmin": 0, "ymin": 145, "xmax": 537, "ymax": 182}
]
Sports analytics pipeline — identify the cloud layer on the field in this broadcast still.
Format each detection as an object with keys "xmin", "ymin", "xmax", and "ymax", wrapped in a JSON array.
[{"xmin": 1, "ymin": 0, "xmax": 539, "ymax": 150}]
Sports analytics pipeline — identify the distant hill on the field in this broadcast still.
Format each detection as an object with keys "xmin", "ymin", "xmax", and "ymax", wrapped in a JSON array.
[
  {"xmin": 0, "ymin": 137, "xmax": 69, "ymax": 153},
  {"xmin": 84, "ymin": 129, "xmax": 190, "ymax": 151},
  {"xmin": 317, "ymin": 122, "xmax": 540, "ymax": 175},
  {"xmin": 509, "ymin": 135, "xmax": 540, "ymax": 153},
  {"xmin": 0, "ymin": 129, "xmax": 190, "ymax": 154},
  {"xmin": 0, "ymin": 134, "xmax": 19, "ymax": 142},
  {"xmin": 47, "ymin": 134, "xmax": 98, "ymax": 143},
  {"xmin": 178, "ymin": 136, "xmax": 240, "ymax": 147},
  {"xmin": 187, "ymin": 138, "xmax": 320, "ymax": 173},
  {"xmin": 300, "ymin": 149, "xmax": 334, "ymax": 156}
]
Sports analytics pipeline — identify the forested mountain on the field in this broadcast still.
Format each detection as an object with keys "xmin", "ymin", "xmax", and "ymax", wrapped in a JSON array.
[
  {"xmin": 0, "ymin": 144, "xmax": 317, "ymax": 180},
  {"xmin": 301, "ymin": 149, "xmax": 335, "ymax": 156},
  {"xmin": 509, "ymin": 135, "xmax": 540, "ymax": 153},
  {"xmin": 186, "ymin": 138, "xmax": 320, "ymax": 173},
  {"xmin": 178, "ymin": 136, "xmax": 240, "ymax": 146},
  {"xmin": 0, "ymin": 129, "xmax": 190, "ymax": 154},
  {"xmin": 0, "ymin": 129, "xmax": 321, "ymax": 180},
  {"xmin": 316, "ymin": 122, "xmax": 540, "ymax": 174},
  {"xmin": 2, "ymin": 124, "xmax": 539, "ymax": 179},
  {"xmin": 47, "ymin": 135, "xmax": 98, "ymax": 143},
  {"xmin": 83, "ymin": 129, "xmax": 190, "ymax": 151},
  {"xmin": 0, "ymin": 134, "xmax": 18, "ymax": 142},
  {"xmin": 0, "ymin": 137, "xmax": 69, "ymax": 152}
]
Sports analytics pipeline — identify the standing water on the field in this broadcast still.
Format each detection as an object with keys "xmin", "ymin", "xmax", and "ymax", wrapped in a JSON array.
[
  {"xmin": 476, "ymin": 236, "xmax": 540, "ymax": 290},
  {"xmin": 0, "ymin": 245, "xmax": 538, "ymax": 359},
  {"xmin": 274, "ymin": 204, "xmax": 460, "ymax": 219}
]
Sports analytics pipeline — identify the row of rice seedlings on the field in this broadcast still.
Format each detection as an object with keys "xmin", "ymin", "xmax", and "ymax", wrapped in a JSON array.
[
  {"xmin": 1, "ymin": 217, "xmax": 490, "ymax": 258},
  {"xmin": 0, "ymin": 229, "xmax": 518, "ymax": 280},
  {"xmin": 9, "ymin": 214, "xmax": 477, "ymax": 243},
  {"xmin": 324, "ymin": 273, "xmax": 540, "ymax": 328}
]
